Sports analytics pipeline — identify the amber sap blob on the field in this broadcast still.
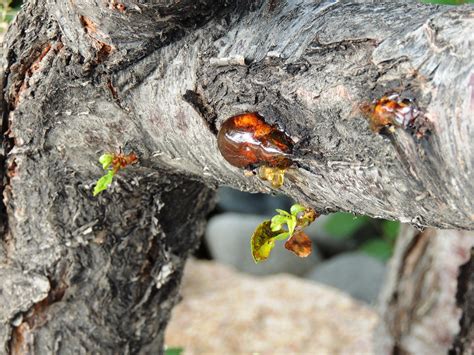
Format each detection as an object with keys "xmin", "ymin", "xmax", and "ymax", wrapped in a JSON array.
[
  {"xmin": 361, "ymin": 94, "xmax": 420, "ymax": 133},
  {"xmin": 217, "ymin": 113, "xmax": 294, "ymax": 169},
  {"xmin": 258, "ymin": 166, "xmax": 286, "ymax": 188}
]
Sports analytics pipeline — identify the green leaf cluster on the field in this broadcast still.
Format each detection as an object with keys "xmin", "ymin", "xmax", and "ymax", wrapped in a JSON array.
[
  {"xmin": 93, "ymin": 153, "xmax": 115, "ymax": 196},
  {"xmin": 251, "ymin": 204, "xmax": 316, "ymax": 263}
]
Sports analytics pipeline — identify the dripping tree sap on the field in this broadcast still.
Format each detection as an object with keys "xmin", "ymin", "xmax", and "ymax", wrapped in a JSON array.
[
  {"xmin": 217, "ymin": 113, "xmax": 294, "ymax": 170},
  {"xmin": 360, "ymin": 93, "xmax": 430, "ymax": 138}
]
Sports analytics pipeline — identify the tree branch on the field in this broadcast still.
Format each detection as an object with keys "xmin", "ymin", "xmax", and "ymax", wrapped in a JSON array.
[
  {"xmin": 45, "ymin": 0, "xmax": 255, "ymax": 69},
  {"xmin": 18, "ymin": 0, "xmax": 469, "ymax": 228},
  {"xmin": 1, "ymin": 2, "xmax": 472, "ymax": 236}
]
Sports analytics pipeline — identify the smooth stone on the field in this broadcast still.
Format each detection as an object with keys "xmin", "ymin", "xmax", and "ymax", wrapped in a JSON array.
[
  {"xmin": 216, "ymin": 187, "xmax": 293, "ymax": 216},
  {"xmin": 166, "ymin": 259, "xmax": 379, "ymax": 354},
  {"xmin": 305, "ymin": 252, "xmax": 387, "ymax": 304}
]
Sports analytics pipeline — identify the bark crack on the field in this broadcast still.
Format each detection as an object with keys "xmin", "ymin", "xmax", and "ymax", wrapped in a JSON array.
[
  {"xmin": 388, "ymin": 230, "xmax": 432, "ymax": 350},
  {"xmin": 183, "ymin": 89, "xmax": 218, "ymax": 135},
  {"xmin": 449, "ymin": 248, "xmax": 474, "ymax": 354}
]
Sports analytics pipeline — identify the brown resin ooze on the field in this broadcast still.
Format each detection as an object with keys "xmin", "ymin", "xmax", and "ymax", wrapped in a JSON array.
[
  {"xmin": 217, "ymin": 113, "xmax": 294, "ymax": 169},
  {"xmin": 361, "ymin": 94, "xmax": 422, "ymax": 133}
]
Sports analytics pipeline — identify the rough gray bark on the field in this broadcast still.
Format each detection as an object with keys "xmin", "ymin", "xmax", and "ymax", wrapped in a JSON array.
[
  {"xmin": 0, "ymin": 174, "xmax": 214, "ymax": 354},
  {"xmin": 450, "ymin": 246, "xmax": 474, "ymax": 354},
  {"xmin": 0, "ymin": 0, "xmax": 473, "ymax": 353},
  {"xmin": 376, "ymin": 227, "xmax": 474, "ymax": 354}
]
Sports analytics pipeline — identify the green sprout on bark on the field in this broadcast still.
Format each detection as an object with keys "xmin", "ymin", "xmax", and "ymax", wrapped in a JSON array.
[
  {"xmin": 93, "ymin": 152, "xmax": 138, "ymax": 196},
  {"xmin": 250, "ymin": 203, "xmax": 319, "ymax": 263}
]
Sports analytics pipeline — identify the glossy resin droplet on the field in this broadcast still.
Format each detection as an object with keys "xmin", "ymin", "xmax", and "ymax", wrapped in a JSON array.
[
  {"xmin": 217, "ymin": 113, "xmax": 294, "ymax": 169},
  {"xmin": 361, "ymin": 94, "xmax": 422, "ymax": 133}
]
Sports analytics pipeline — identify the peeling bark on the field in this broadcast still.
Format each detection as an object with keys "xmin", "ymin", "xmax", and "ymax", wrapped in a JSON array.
[{"xmin": 0, "ymin": 0, "xmax": 473, "ymax": 353}]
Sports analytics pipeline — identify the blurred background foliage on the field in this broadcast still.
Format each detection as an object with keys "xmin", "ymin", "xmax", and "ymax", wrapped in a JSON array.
[
  {"xmin": 322, "ymin": 212, "xmax": 399, "ymax": 262},
  {"xmin": 164, "ymin": 347, "xmax": 183, "ymax": 355},
  {"xmin": 0, "ymin": 0, "xmax": 21, "ymax": 33}
]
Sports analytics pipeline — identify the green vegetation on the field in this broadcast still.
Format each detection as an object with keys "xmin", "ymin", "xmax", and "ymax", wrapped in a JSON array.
[
  {"xmin": 323, "ymin": 213, "xmax": 371, "ymax": 239},
  {"xmin": 0, "ymin": 0, "xmax": 20, "ymax": 33},
  {"xmin": 164, "ymin": 347, "xmax": 184, "ymax": 355},
  {"xmin": 93, "ymin": 152, "xmax": 138, "ymax": 196},
  {"xmin": 322, "ymin": 213, "xmax": 400, "ymax": 262},
  {"xmin": 93, "ymin": 154, "xmax": 116, "ymax": 196},
  {"xmin": 0, "ymin": 1, "xmax": 11, "ymax": 32},
  {"xmin": 251, "ymin": 204, "xmax": 317, "ymax": 263},
  {"xmin": 251, "ymin": 208, "xmax": 401, "ymax": 264}
]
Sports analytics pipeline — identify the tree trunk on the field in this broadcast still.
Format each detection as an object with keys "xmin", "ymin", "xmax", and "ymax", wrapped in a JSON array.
[
  {"xmin": 0, "ymin": 0, "xmax": 473, "ymax": 353},
  {"xmin": 1, "ymin": 173, "xmax": 214, "ymax": 354},
  {"xmin": 376, "ymin": 227, "xmax": 474, "ymax": 354}
]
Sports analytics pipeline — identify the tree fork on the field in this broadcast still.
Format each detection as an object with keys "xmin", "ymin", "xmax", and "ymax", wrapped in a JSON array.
[{"xmin": 0, "ymin": 0, "xmax": 473, "ymax": 353}]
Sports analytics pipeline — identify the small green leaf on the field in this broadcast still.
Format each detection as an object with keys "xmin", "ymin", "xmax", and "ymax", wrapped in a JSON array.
[
  {"xmin": 250, "ymin": 204, "xmax": 318, "ymax": 263},
  {"xmin": 93, "ymin": 170, "xmax": 115, "ymax": 196},
  {"xmin": 290, "ymin": 204, "xmax": 306, "ymax": 216},
  {"xmin": 287, "ymin": 215, "xmax": 297, "ymax": 236},
  {"xmin": 250, "ymin": 220, "xmax": 279, "ymax": 263},
  {"xmin": 270, "ymin": 223, "xmax": 281, "ymax": 232},
  {"xmin": 276, "ymin": 209, "xmax": 291, "ymax": 217},
  {"xmin": 99, "ymin": 153, "xmax": 114, "ymax": 170},
  {"xmin": 165, "ymin": 348, "xmax": 184, "ymax": 355},
  {"xmin": 274, "ymin": 232, "xmax": 290, "ymax": 241},
  {"xmin": 359, "ymin": 239, "xmax": 393, "ymax": 262},
  {"xmin": 271, "ymin": 214, "xmax": 287, "ymax": 231}
]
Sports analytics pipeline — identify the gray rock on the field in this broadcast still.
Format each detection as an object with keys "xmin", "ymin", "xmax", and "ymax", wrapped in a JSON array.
[
  {"xmin": 304, "ymin": 252, "xmax": 386, "ymax": 304},
  {"xmin": 206, "ymin": 213, "xmax": 321, "ymax": 276},
  {"xmin": 216, "ymin": 187, "xmax": 293, "ymax": 216}
]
